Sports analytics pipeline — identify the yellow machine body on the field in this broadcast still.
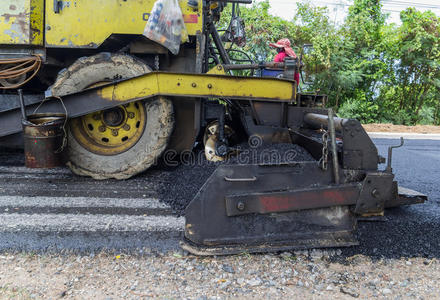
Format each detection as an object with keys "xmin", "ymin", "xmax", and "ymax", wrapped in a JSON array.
[
  {"xmin": 0, "ymin": 0, "xmax": 44, "ymax": 45},
  {"xmin": 45, "ymin": 0, "xmax": 203, "ymax": 48},
  {"xmin": 96, "ymin": 71, "xmax": 296, "ymax": 103},
  {"xmin": 1, "ymin": 0, "xmax": 203, "ymax": 48}
]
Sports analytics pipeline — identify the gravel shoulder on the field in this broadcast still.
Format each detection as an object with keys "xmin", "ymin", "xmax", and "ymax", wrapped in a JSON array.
[{"xmin": 0, "ymin": 251, "xmax": 439, "ymax": 299}]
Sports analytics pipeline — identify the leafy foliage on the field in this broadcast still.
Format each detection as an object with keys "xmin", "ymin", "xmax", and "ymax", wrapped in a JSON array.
[
  {"xmin": 219, "ymin": 1, "xmax": 296, "ymax": 62},
  {"xmin": 218, "ymin": 0, "xmax": 440, "ymax": 125}
]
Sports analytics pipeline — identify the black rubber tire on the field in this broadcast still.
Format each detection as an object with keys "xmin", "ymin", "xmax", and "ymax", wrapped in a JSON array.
[{"xmin": 51, "ymin": 52, "xmax": 174, "ymax": 179}]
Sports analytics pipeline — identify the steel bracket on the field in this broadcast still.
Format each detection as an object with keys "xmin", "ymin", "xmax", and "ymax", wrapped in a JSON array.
[
  {"xmin": 355, "ymin": 172, "xmax": 395, "ymax": 215},
  {"xmin": 225, "ymin": 184, "xmax": 360, "ymax": 216}
]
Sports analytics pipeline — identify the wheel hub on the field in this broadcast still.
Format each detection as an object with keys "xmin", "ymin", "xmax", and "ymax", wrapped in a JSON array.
[
  {"xmin": 70, "ymin": 101, "xmax": 146, "ymax": 156},
  {"xmin": 102, "ymin": 107, "xmax": 125, "ymax": 127}
]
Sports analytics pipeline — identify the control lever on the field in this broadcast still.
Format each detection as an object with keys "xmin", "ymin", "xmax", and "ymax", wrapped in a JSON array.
[{"xmin": 386, "ymin": 137, "xmax": 404, "ymax": 173}]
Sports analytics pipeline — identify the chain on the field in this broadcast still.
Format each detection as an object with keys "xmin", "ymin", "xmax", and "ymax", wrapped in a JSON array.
[{"xmin": 318, "ymin": 130, "xmax": 329, "ymax": 170}]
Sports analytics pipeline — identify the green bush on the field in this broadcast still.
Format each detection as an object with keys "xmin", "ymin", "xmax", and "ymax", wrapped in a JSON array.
[
  {"xmin": 418, "ymin": 105, "xmax": 435, "ymax": 125},
  {"xmin": 386, "ymin": 110, "xmax": 412, "ymax": 125},
  {"xmin": 337, "ymin": 98, "xmax": 380, "ymax": 123}
]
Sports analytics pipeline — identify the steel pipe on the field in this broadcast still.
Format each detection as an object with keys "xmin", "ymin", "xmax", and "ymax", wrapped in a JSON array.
[
  {"xmin": 327, "ymin": 109, "xmax": 340, "ymax": 184},
  {"xmin": 304, "ymin": 112, "xmax": 346, "ymax": 131},
  {"xmin": 222, "ymin": 62, "xmax": 285, "ymax": 71}
]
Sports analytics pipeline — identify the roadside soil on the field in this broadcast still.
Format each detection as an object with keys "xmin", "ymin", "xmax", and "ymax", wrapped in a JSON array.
[
  {"xmin": 363, "ymin": 123, "xmax": 440, "ymax": 133},
  {"xmin": 0, "ymin": 251, "xmax": 438, "ymax": 299}
]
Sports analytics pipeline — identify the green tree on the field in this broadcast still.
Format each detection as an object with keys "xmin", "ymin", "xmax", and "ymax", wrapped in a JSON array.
[
  {"xmin": 216, "ymin": 1, "xmax": 440, "ymax": 124},
  {"xmin": 218, "ymin": 1, "xmax": 296, "ymax": 62},
  {"xmin": 388, "ymin": 8, "xmax": 440, "ymax": 123}
]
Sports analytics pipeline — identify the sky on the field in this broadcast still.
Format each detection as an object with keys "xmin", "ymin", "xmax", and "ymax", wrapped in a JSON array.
[{"xmin": 253, "ymin": 0, "xmax": 440, "ymax": 24}]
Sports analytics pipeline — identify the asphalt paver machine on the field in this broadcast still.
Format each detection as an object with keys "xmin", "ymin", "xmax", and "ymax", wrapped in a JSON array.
[{"xmin": 0, "ymin": 0, "xmax": 426, "ymax": 254}]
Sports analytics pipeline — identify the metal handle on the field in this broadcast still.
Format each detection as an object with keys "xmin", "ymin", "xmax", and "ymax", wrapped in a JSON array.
[
  {"xmin": 32, "ymin": 96, "xmax": 67, "ymax": 116},
  {"xmin": 386, "ymin": 137, "xmax": 404, "ymax": 173},
  {"xmin": 327, "ymin": 108, "xmax": 340, "ymax": 184},
  {"xmin": 17, "ymin": 89, "xmax": 27, "ymax": 121},
  {"xmin": 224, "ymin": 176, "xmax": 257, "ymax": 182},
  {"xmin": 53, "ymin": 0, "xmax": 61, "ymax": 13}
]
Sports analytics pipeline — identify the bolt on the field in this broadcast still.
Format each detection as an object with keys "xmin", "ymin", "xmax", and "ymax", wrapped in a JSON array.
[
  {"xmin": 371, "ymin": 188, "xmax": 380, "ymax": 198},
  {"xmin": 98, "ymin": 126, "xmax": 106, "ymax": 132},
  {"xmin": 192, "ymin": 83, "xmax": 197, "ymax": 88},
  {"xmin": 111, "ymin": 129, "xmax": 119, "ymax": 136},
  {"xmin": 237, "ymin": 201, "xmax": 245, "ymax": 211},
  {"xmin": 217, "ymin": 65, "xmax": 223, "ymax": 70},
  {"xmin": 123, "ymin": 124, "xmax": 131, "ymax": 131},
  {"xmin": 216, "ymin": 144, "xmax": 228, "ymax": 157},
  {"xmin": 128, "ymin": 112, "xmax": 135, "ymax": 119},
  {"xmin": 207, "ymin": 84, "xmax": 212, "ymax": 89}
]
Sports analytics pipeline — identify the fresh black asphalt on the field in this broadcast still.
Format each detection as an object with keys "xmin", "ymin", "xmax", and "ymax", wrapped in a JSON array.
[{"xmin": 0, "ymin": 137, "xmax": 438, "ymax": 257}]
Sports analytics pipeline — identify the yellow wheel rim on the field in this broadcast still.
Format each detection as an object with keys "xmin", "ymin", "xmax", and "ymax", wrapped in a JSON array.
[{"xmin": 70, "ymin": 101, "xmax": 146, "ymax": 156}]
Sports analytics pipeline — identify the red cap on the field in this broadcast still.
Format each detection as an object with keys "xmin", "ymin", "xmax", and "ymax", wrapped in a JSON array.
[{"xmin": 269, "ymin": 38, "xmax": 297, "ymax": 58}]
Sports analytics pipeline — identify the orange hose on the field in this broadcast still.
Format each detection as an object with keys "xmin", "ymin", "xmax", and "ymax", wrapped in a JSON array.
[{"xmin": 0, "ymin": 55, "xmax": 42, "ymax": 89}]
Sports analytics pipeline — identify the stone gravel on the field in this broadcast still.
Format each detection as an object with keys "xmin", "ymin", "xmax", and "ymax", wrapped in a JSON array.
[{"xmin": 0, "ymin": 251, "xmax": 438, "ymax": 299}]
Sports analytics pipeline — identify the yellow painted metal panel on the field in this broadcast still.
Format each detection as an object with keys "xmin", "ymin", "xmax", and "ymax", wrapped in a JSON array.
[
  {"xmin": 29, "ymin": 0, "xmax": 44, "ymax": 45},
  {"xmin": 45, "ymin": 0, "xmax": 203, "ymax": 48},
  {"xmin": 207, "ymin": 65, "xmax": 227, "ymax": 75},
  {"xmin": 97, "ymin": 72, "xmax": 296, "ymax": 103},
  {"xmin": 0, "ymin": 0, "xmax": 30, "ymax": 44},
  {"xmin": 0, "ymin": 0, "xmax": 29, "ymax": 44},
  {"xmin": 0, "ymin": 0, "xmax": 43, "ymax": 45}
]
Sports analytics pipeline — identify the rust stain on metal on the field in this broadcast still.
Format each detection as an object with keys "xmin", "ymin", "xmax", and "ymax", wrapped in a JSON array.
[{"xmin": 2, "ymin": 11, "xmax": 30, "ymax": 40}]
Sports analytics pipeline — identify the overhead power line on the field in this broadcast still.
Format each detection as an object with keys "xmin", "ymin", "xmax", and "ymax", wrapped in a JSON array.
[{"xmin": 378, "ymin": 1, "xmax": 436, "ymax": 9}]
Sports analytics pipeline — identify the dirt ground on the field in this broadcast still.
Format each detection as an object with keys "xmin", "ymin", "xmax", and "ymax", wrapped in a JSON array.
[
  {"xmin": 0, "ymin": 251, "xmax": 439, "ymax": 300},
  {"xmin": 363, "ymin": 123, "xmax": 440, "ymax": 133}
]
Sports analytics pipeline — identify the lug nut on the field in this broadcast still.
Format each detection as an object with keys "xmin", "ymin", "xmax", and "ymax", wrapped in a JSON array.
[
  {"xmin": 128, "ymin": 112, "xmax": 135, "ymax": 119},
  {"xmin": 111, "ymin": 129, "xmax": 119, "ymax": 136},
  {"xmin": 371, "ymin": 188, "xmax": 380, "ymax": 198},
  {"xmin": 98, "ymin": 126, "xmax": 106, "ymax": 132},
  {"xmin": 123, "ymin": 124, "xmax": 131, "ymax": 131}
]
